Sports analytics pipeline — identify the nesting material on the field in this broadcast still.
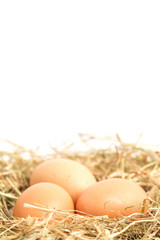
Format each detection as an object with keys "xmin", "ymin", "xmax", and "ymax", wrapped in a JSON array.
[{"xmin": 0, "ymin": 136, "xmax": 160, "ymax": 240}]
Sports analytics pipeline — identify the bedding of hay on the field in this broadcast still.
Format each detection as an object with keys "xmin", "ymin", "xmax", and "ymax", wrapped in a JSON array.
[{"xmin": 0, "ymin": 135, "xmax": 160, "ymax": 240}]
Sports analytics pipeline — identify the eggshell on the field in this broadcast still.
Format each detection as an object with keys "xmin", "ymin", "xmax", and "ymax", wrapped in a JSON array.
[
  {"xmin": 30, "ymin": 159, "xmax": 97, "ymax": 204},
  {"xmin": 13, "ymin": 182, "xmax": 74, "ymax": 219},
  {"xmin": 76, "ymin": 178, "xmax": 149, "ymax": 218}
]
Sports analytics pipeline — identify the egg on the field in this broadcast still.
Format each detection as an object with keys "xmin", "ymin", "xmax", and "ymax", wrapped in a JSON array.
[
  {"xmin": 13, "ymin": 182, "xmax": 74, "ymax": 219},
  {"xmin": 76, "ymin": 178, "xmax": 149, "ymax": 218},
  {"xmin": 30, "ymin": 159, "xmax": 97, "ymax": 204}
]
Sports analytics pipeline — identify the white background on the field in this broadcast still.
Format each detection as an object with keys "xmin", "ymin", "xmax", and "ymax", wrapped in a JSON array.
[{"xmin": 0, "ymin": 1, "xmax": 160, "ymax": 153}]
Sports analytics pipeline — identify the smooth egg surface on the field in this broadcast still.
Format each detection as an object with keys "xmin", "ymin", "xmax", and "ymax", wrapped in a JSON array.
[
  {"xmin": 76, "ymin": 178, "xmax": 149, "ymax": 218},
  {"xmin": 30, "ymin": 159, "xmax": 97, "ymax": 204},
  {"xmin": 13, "ymin": 182, "xmax": 74, "ymax": 219}
]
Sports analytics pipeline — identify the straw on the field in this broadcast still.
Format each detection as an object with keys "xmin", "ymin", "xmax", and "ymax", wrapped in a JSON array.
[{"xmin": 0, "ymin": 135, "xmax": 160, "ymax": 239}]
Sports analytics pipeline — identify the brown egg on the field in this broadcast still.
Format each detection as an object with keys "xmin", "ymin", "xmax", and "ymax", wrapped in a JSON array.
[
  {"xmin": 76, "ymin": 178, "xmax": 149, "ymax": 218},
  {"xmin": 13, "ymin": 182, "xmax": 74, "ymax": 219},
  {"xmin": 30, "ymin": 159, "xmax": 97, "ymax": 204}
]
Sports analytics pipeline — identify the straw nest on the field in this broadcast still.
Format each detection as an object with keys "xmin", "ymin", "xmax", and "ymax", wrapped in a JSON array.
[{"xmin": 0, "ymin": 135, "xmax": 160, "ymax": 240}]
